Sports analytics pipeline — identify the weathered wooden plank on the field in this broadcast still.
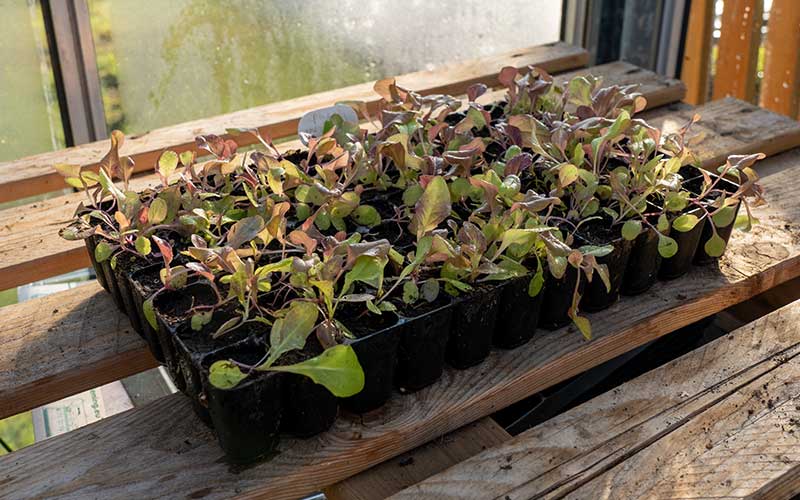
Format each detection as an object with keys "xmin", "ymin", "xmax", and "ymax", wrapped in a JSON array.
[
  {"xmin": 712, "ymin": 0, "xmax": 763, "ymax": 103},
  {"xmin": 760, "ymin": 0, "xmax": 800, "ymax": 117},
  {"xmin": 0, "ymin": 42, "xmax": 587, "ymax": 204},
  {"xmin": 0, "ymin": 62, "xmax": 686, "ymax": 292},
  {"xmin": 325, "ymin": 418, "xmax": 510, "ymax": 500},
  {"xmin": 0, "ymin": 281, "xmax": 153, "ymax": 419},
  {"xmin": 681, "ymin": 0, "xmax": 714, "ymax": 104},
  {"xmin": 392, "ymin": 299, "xmax": 800, "ymax": 500},
  {"xmin": 2, "ymin": 140, "xmax": 800, "ymax": 500}
]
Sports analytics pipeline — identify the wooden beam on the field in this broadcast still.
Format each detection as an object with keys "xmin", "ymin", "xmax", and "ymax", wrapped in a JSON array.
[
  {"xmin": 681, "ymin": 0, "xmax": 714, "ymax": 104},
  {"xmin": 2, "ymin": 143, "xmax": 800, "ymax": 499},
  {"xmin": 0, "ymin": 62, "xmax": 686, "ymax": 292},
  {"xmin": 759, "ymin": 0, "xmax": 800, "ymax": 117},
  {"xmin": 0, "ymin": 281, "xmax": 154, "ymax": 419},
  {"xmin": 0, "ymin": 42, "xmax": 588, "ymax": 204},
  {"xmin": 325, "ymin": 418, "xmax": 510, "ymax": 500},
  {"xmin": 392, "ymin": 299, "xmax": 800, "ymax": 499},
  {"xmin": 712, "ymin": 0, "xmax": 764, "ymax": 102}
]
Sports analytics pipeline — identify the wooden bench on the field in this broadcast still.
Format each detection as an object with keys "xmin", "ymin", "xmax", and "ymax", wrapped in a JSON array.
[
  {"xmin": 393, "ymin": 298, "xmax": 800, "ymax": 500},
  {"xmin": 1, "ymin": 41, "xmax": 800, "ymax": 499}
]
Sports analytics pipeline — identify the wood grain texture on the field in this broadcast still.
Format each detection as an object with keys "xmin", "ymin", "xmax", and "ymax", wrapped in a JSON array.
[
  {"xmin": 0, "ymin": 62, "xmax": 685, "ymax": 292},
  {"xmin": 325, "ymin": 418, "xmax": 510, "ymax": 500},
  {"xmin": 2, "ymin": 140, "xmax": 800, "ymax": 500},
  {"xmin": 0, "ymin": 43, "xmax": 587, "ymax": 204},
  {"xmin": 712, "ymin": 0, "xmax": 764, "ymax": 102},
  {"xmin": 681, "ymin": 0, "xmax": 715, "ymax": 104},
  {"xmin": 759, "ymin": 0, "xmax": 800, "ymax": 117},
  {"xmin": 392, "ymin": 300, "xmax": 800, "ymax": 500},
  {"xmin": 0, "ymin": 281, "xmax": 155, "ymax": 419}
]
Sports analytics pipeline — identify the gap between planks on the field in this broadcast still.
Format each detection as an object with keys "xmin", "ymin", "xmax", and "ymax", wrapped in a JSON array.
[
  {"xmin": 1, "ymin": 138, "xmax": 800, "ymax": 499},
  {"xmin": 0, "ymin": 61, "xmax": 684, "ymax": 292},
  {"xmin": 392, "ymin": 299, "xmax": 800, "ymax": 499},
  {"xmin": 0, "ymin": 42, "xmax": 587, "ymax": 204}
]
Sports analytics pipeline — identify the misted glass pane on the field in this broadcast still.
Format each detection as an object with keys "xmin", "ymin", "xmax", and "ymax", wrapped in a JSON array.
[
  {"xmin": 0, "ymin": 0, "xmax": 64, "ymax": 161},
  {"xmin": 87, "ymin": 0, "xmax": 561, "ymax": 134}
]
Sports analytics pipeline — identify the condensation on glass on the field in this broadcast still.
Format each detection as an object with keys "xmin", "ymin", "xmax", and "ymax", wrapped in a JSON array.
[
  {"xmin": 87, "ymin": 0, "xmax": 562, "ymax": 135},
  {"xmin": 0, "ymin": 0, "xmax": 64, "ymax": 161}
]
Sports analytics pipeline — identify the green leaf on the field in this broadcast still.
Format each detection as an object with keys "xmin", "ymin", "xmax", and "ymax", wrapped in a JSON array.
[
  {"xmin": 265, "ymin": 344, "xmax": 365, "ymax": 397},
  {"xmin": 658, "ymin": 234, "xmax": 678, "ymax": 258},
  {"xmin": 578, "ymin": 245, "xmax": 614, "ymax": 257},
  {"xmin": 402, "ymin": 184, "xmax": 424, "ymax": 206},
  {"xmin": 572, "ymin": 315, "xmax": 592, "ymax": 340},
  {"xmin": 558, "ymin": 163, "xmax": 579, "ymax": 189},
  {"xmin": 505, "ymin": 145, "xmax": 522, "ymax": 161},
  {"xmin": 672, "ymin": 213, "xmax": 699, "ymax": 233},
  {"xmin": 143, "ymin": 297, "xmax": 158, "ymax": 330},
  {"xmin": 135, "ymin": 236, "xmax": 151, "ymax": 256},
  {"xmin": 352, "ymin": 205, "xmax": 381, "ymax": 227},
  {"xmin": 365, "ymin": 299, "xmax": 382, "ymax": 315},
  {"xmin": 657, "ymin": 214, "xmax": 670, "ymax": 233},
  {"xmin": 621, "ymin": 220, "xmax": 642, "ymax": 241},
  {"xmin": 449, "ymin": 177, "xmax": 473, "ymax": 200},
  {"xmin": 711, "ymin": 205, "xmax": 737, "ymax": 228},
  {"xmin": 403, "ymin": 280, "xmax": 420, "ymax": 303},
  {"xmin": 227, "ymin": 215, "xmax": 265, "ymax": 248},
  {"xmin": 496, "ymin": 227, "xmax": 554, "ymax": 256},
  {"xmin": 420, "ymin": 278, "xmax": 440, "ymax": 302},
  {"xmin": 528, "ymin": 267, "xmax": 544, "ymax": 297},
  {"xmin": 343, "ymin": 255, "xmax": 386, "ymax": 294},
  {"xmin": 734, "ymin": 213, "xmax": 758, "ymax": 232},
  {"xmin": 467, "ymin": 107, "xmax": 487, "ymax": 130},
  {"xmin": 158, "ymin": 150, "xmax": 179, "ymax": 180},
  {"xmin": 256, "ymin": 257, "xmax": 294, "ymax": 276},
  {"xmin": 409, "ymin": 176, "xmax": 451, "ymax": 240},
  {"xmin": 264, "ymin": 301, "xmax": 319, "ymax": 367},
  {"xmin": 665, "ymin": 192, "xmax": 688, "ymax": 212},
  {"xmin": 94, "ymin": 240, "xmax": 113, "ymax": 262},
  {"xmin": 148, "ymin": 198, "xmax": 168, "ymax": 225},
  {"xmin": 704, "ymin": 233, "xmax": 727, "ymax": 257},
  {"xmin": 191, "ymin": 311, "xmax": 213, "ymax": 331},
  {"xmin": 208, "ymin": 360, "xmax": 248, "ymax": 390},
  {"xmin": 179, "ymin": 150, "xmax": 194, "ymax": 166}
]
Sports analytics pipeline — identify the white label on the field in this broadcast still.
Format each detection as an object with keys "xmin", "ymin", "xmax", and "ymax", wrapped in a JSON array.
[{"xmin": 298, "ymin": 104, "xmax": 358, "ymax": 145}]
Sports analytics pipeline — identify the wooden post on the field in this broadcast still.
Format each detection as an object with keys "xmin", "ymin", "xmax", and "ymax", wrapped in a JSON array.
[
  {"xmin": 712, "ymin": 0, "xmax": 764, "ymax": 103},
  {"xmin": 759, "ymin": 0, "xmax": 800, "ymax": 117},
  {"xmin": 681, "ymin": 0, "xmax": 715, "ymax": 104}
]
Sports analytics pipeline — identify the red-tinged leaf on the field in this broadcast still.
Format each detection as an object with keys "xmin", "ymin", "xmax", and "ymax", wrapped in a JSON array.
[
  {"xmin": 289, "ymin": 229, "xmax": 318, "ymax": 255},
  {"xmin": 467, "ymin": 83, "xmax": 488, "ymax": 102},
  {"xmin": 152, "ymin": 235, "xmax": 173, "ymax": 264}
]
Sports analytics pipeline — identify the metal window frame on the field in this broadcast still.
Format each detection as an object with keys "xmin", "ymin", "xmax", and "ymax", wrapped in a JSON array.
[{"xmin": 41, "ymin": 0, "xmax": 106, "ymax": 146}]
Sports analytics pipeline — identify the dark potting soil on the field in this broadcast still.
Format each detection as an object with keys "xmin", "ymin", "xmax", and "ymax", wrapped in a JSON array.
[
  {"xmin": 337, "ymin": 303, "xmax": 399, "ymax": 338},
  {"xmin": 393, "ymin": 292, "xmax": 452, "ymax": 319},
  {"xmin": 155, "ymin": 283, "xmax": 218, "ymax": 327}
]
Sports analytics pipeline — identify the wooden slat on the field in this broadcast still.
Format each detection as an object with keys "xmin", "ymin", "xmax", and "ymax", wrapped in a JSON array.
[
  {"xmin": 0, "ymin": 42, "xmax": 587, "ymax": 204},
  {"xmin": 0, "ymin": 61, "xmax": 686, "ymax": 292},
  {"xmin": 712, "ymin": 0, "xmax": 764, "ymax": 103},
  {"xmin": 325, "ymin": 418, "xmax": 510, "ymax": 500},
  {"xmin": 681, "ymin": 0, "xmax": 714, "ymax": 104},
  {"xmin": 2, "ymin": 138, "xmax": 800, "ymax": 500},
  {"xmin": 759, "ymin": 0, "xmax": 800, "ymax": 117},
  {"xmin": 0, "ymin": 281, "xmax": 154, "ymax": 419},
  {"xmin": 393, "ymin": 299, "xmax": 800, "ymax": 500},
  {"xmin": 0, "ymin": 96, "xmax": 789, "ymax": 422}
]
